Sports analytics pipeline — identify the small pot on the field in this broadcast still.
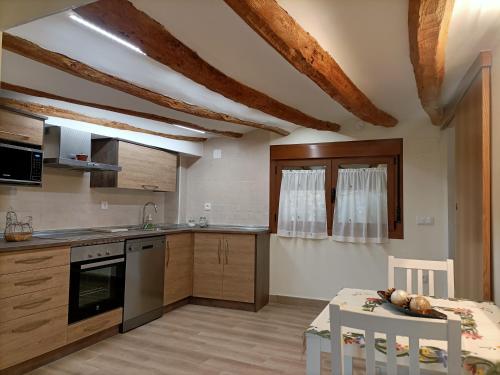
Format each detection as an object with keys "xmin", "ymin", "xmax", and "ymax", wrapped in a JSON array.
[{"xmin": 76, "ymin": 154, "xmax": 88, "ymax": 161}]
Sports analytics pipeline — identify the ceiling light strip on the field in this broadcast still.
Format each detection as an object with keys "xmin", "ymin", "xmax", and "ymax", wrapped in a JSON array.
[
  {"xmin": 69, "ymin": 13, "xmax": 146, "ymax": 55},
  {"xmin": 175, "ymin": 125, "xmax": 206, "ymax": 134}
]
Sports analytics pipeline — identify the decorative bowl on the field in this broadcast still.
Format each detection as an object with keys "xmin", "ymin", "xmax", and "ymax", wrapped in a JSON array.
[{"xmin": 377, "ymin": 290, "xmax": 447, "ymax": 320}]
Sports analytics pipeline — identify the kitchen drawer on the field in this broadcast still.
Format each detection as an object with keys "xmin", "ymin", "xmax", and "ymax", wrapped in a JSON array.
[
  {"xmin": 0, "ymin": 107, "xmax": 44, "ymax": 146},
  {"xmin": 0, "ymin": 286, "xmax": 69, "ymax": 323},
  {"xmin": 0, "ymin": 246, "xmax": 70, "ymax": 275},
  {"xmin": 0, "ymin": 306, "xmax": 67, "ymax": 370},
  {"xmin": 67, "ymin": 308, "xmax": 123, "ymax": 344},
  {"xmin": 0, "ymin": 265, "xmax": 69, "ymax": 299}
]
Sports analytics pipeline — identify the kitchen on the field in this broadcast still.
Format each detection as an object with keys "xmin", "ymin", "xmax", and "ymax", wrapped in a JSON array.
[{"xmin": 1, "ymin": 1, "xmax": 500, "ymax": 374}]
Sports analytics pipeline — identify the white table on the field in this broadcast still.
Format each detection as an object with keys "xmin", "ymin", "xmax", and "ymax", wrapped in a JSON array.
[{"xmin": 305, "ymin": 288, "xmax": 500, "ymax": 374}]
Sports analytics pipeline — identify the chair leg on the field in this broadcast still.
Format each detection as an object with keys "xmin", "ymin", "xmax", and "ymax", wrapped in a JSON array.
[{"xmin": 306, "ymin": 334, "xmax": 321, "ymax": 375}]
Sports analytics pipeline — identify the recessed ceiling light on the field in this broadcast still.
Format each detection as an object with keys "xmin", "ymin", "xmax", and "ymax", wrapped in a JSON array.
[
  {"xmin": 175, "ymin": 125, "xmax": 206, "ymax": 134},
  {"xmin": 69, "ymin": 13, "xmax": 146, "ymax": 55}
]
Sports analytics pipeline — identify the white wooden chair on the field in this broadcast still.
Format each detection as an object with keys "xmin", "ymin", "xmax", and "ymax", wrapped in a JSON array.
[
  {"xmin": 388, "ymin": 256, "xmax": 455, "ymax": 298},
  {"xmin": 330, "ymin": 303, "xmax": 461, "ymax": 375}
]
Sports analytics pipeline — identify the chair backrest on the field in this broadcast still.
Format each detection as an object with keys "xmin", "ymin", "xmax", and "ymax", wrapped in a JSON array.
[
  {"xmin": 388, "ymin": 256, "xmax": 455, "ymax": 298},
  {"xmin": 329, "ymin": 303, "xmax": 461, "ymax": 375}
]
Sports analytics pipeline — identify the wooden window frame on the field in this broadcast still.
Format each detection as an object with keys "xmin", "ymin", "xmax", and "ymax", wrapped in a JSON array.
[{"xmin": 270, "ymin": 138, "xmax": 404, "ymax": 239}]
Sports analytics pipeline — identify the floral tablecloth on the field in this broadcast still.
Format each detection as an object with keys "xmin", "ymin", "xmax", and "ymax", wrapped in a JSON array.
[{"xmin": 306, "ymin": 288, "xmax": 500, "ymax": 374}]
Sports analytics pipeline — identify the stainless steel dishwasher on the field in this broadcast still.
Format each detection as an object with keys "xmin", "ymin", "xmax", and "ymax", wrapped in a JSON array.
[{"xmin": 121, "ymin": 236, "xmax": 165, "ymax": 332}]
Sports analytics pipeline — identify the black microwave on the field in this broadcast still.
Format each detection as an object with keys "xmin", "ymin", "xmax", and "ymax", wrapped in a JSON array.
[{"xmin": 0, "ymin": 143, "xmax": 43, "ymax": 185}]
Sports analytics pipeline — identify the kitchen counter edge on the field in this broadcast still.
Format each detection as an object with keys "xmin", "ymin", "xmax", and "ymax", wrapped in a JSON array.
[{"xmin": 0, "ymin": 226, "xmax": 270, "ymax": 252}]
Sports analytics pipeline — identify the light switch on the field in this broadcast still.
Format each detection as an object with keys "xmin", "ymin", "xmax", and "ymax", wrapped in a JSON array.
[
  {"xmin": 101, "ymin": 201, "xmax": 108, "ymax": 210},
  {"xmin": 213, "ymin": 149, "xmax": 222, "ymax": 159},
  {"xmin": 204, "ymin": 202, "xmax": 211, "ymax": 211},
  {"xmin": 417, "ymin": 216, "xmax": 434, "ymax": 225}
]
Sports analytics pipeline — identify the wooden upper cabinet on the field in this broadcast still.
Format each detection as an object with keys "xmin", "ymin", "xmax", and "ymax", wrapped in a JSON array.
[
  {"xmin": 193, "ymin": 233, "xmax": 224, "ymax": 299},
  {"xmin": 164, "ymin": 233, "xmax": 193, "ymax": 305},
  {"xmin": 91, "ymin": 139, "xmax": 177, "ymax": 192},
  {"xmin": 0, "ymin": 106, "xmax": 45, "ymax": 146},
  {"xmin": 221, "ymin": 234, "xmax": 255, "ymax": 303}
]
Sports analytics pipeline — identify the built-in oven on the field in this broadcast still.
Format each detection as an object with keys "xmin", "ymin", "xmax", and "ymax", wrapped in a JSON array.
[
  {"xmin": 69, "ymin": 241, "xmax": 125, "ymax": 324},
  {"xmin": 0, "ymin": 142, "xmax": 42, "ymax": 185}
]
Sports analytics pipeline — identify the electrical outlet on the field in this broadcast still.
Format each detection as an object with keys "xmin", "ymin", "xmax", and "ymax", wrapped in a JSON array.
[
  {"xmin": 213, "ymin": 149, "xmax": 222, "ymax": 159},
  {"xmin": 100, "ymin": 201, "xmax": 108, "ymax": 210},
  {"xmin": 204, "ymin": 202, "xmax": 211, "ymax": 211}
]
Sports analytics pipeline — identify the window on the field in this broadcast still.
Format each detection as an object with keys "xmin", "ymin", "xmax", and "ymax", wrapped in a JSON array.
[
  {"xmin": 333, "ymin": 165, "xmax": 388, "ymax": 243},
  {"xmin": 269, "ymin": 139, "xmax": 403, "ymax": 239},
  {"xmin": 277, "ymin": 168, "xmax": 328, "ymax": 239}
]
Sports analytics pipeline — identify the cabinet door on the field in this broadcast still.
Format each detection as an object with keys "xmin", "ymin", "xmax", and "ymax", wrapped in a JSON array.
[
  {"xmin": 221, "ymin": 234, "xmax": 255, "ymax": 303},
  {"xmin": 193, "ymin": 233, "xmax": 223, "ymax": 299},
  {"xmin": 117, "ymin": 141, "xmax": 177, "ymax": 192},
  {"xmin": 164, "ymin": 233, "xmax": 193, "ymax": 305},
  {"xmin": 0, "ymin": 108, "xmax": 44, "ymax": 146}
]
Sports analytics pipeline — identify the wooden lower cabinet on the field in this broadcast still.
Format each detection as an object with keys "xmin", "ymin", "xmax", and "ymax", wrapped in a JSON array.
[
  {"xmin": 193, "ymin": 233, "xmax": 224, "ymax": 299},
  {"xmin": 221, "ymin": 234, "xmax": 255, "ymax": 303},
  {"xmin": 164, "ymin": 233, "xmax": 193, "ymax": 305},
  {"xmin": 0, "ymin": 286, "xmax": 69, "ymax": 323},
  {"xmin": 0, "ymin": 247, "xmax": 70, "ymax": 371},
  {"xmin": 0, "ymin": 306, "xmax": 67, "ymax": 370},
  {"xmin": 67, "ymin": 308, "xmax": 123, "ymax": 344},
  {"xmin": 0, "ymin": 265, "xmax": 69, "ymax": 299},
  {"xmin": 193, "ymin": 233, "xmax": 256, "ymax": 304}
]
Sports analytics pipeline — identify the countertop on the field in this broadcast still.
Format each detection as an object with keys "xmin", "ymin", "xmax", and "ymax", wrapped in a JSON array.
[{"xmin": 0, "ymin": 224, "xmax": 269, "ymax": 252}]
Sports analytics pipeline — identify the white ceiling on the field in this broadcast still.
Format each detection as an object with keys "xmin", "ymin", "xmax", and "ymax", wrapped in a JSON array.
[
  {"xmin": 443, "ymin": 0, "xmax": 500, "ymax": 104},
  {"xmin": 2, "ymin": 0, "xmax": 500, "ymax": 141}
]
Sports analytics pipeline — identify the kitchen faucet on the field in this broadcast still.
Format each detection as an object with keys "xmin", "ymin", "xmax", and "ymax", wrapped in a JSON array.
[{"xmin": 142, "ymin": 202, "xmax": 158, "ymax": 230}]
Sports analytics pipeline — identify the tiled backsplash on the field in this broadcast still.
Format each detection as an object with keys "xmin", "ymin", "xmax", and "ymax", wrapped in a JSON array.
[
  {"xmin": 0, "ymin": 168, "xmax": 175, "ymax": 231},
  {"xmin": 183, "ymin": 131, "xmax": 270, "ymax": 226}
]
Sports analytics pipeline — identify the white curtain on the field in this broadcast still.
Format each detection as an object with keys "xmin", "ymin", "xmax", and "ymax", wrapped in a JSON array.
[
  {"xmin": 277, "ymin": 169, "xmax": 328, "ymax": 239},
  {"xmin": 333, "ymin": 168, "xmax": 388, "ymax": 244}
]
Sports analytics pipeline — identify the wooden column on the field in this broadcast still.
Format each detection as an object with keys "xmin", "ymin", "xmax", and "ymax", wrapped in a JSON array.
[
  {"xmin": 0, "ymin": 32, "xmax": 2, "ymax": 82},
  {"xmin": 449, "ymin": 52, "xmax": 492, "ymax": 301}
]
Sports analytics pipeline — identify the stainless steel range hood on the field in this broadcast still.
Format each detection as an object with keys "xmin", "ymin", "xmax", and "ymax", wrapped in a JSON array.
[{"xmin": 43, "ymin": 126, "xmax": 121, "ymax": 172}]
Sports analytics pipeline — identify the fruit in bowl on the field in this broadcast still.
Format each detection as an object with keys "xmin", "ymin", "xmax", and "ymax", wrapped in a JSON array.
[
  {"xmin": 409, "ymin": 296, "xmax": 432, "ymax": 314},
  {"xmin": 390, "ymin": 289, "xmax": 409, "ymax": 306}
]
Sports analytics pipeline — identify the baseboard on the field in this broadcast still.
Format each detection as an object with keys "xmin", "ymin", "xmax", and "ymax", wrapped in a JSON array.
[
  {"xmin": 190, "ymin": 297, "xmax": 256, "ymax": 312},
  {"xmin": 269, "ymin": 295, "xmax": 329, "ymax": 309},
  {"xmin": 163, "ymin": 297, "xmax": 190, "ymax": 313}
]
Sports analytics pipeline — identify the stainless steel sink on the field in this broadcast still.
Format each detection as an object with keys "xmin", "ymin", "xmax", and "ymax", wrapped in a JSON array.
[{"xmin": 33, "ymin": 229, "xmax": 98, "ymax": 239}]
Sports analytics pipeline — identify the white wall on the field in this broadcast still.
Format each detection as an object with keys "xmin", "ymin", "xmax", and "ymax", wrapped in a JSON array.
[
  {"xmin": 491, "ymin": 46, "xmax": 500, "ymax": 304},
  {"xmin": 183, "ymin": 118, "xmax": 450, "ymax": 300}
]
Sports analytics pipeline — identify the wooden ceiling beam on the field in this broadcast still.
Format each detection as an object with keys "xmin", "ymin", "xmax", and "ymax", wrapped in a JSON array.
[
  {"xmin": 2, "ymin": 33, "xmax": 290, "ymax": 136},
  {"xmin": 408, "ymin": 0, "xmax": 455, "ymax": 125},
  {"xmin": 224, "ymin": 0, "xmax": 398, "ymax": 128},
  {"xmin": 0, "ymin": 97, "xmax": 208, "ymax": 142},
  {"xmin": 0, "ymin": 82, "xmax": 243, "ymax": 138},
  {"xmin": 75, "ymin": 0, "xmax": 340, "ymax": 132}
]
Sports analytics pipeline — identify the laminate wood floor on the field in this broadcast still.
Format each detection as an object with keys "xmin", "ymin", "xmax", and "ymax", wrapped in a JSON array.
[{"xmin": 28, "ymin": 303, "xmax": 339, "ymax": 375}]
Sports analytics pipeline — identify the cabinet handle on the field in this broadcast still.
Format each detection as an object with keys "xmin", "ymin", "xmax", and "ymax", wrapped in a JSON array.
[
  {"xmin": 14, "ymin": 276, "xmax": 52, "ymax": 287},
  {"xmin": 166, "ymin": 240, "xmax": 170, "ymax": 268},
  {"xmin": 217, "ymin": 239, "xmax": 221, "ymax": 264},
  {"xmin": 225, "ymin": 240, "xmax": 229, "ymax": 265},
  {"xmin": 13, "ymin": 298, "xmax": 52, "ymax": 310},
  {"xmin": 0, "ymin": 129, "xmax": 30, "ymax": 139},
  {"xmin": 12, "ymin": 318, "xmax": 51, "ymax": 333},
  {"xmin": 142, "ymin": 184, "xmax": 159, "ymax": 190},
  {"xmin": 14, "ymin": 256, "xmax": 53, "ymax": 264}
]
